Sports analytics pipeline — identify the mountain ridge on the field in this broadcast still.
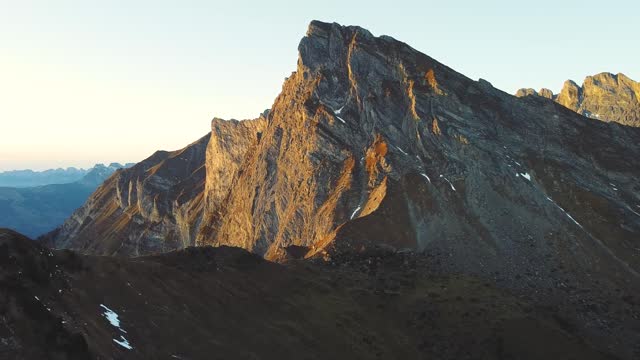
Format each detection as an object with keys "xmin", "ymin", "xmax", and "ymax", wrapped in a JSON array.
[
  {"xmin": 0, "ymin": 163, "xmax": 132, "ymax": 238},
  {"xmin": 0, "ymin": 163, "xmax": 135, "ymax": 188}
]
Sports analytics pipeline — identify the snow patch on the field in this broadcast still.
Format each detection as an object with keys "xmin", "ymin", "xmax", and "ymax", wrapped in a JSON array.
[
  {"xmin": 395, "ymin": 146, "xmax": 408, "ymax": 156},
  {"xmin": 545, "ymin": 196, "xmax": 583, "ymax": 228},
  {"xmin": 100, "ymin": 304, "xmax": 133, "ymax": 350},
  {"xmin": 420, "ymin": 173, "xmax": 431, "ymax": 183},
  {"xmin": 336, "ymin": 116, "xmax": 346, "ymax": 124},
  {"xmin": 439, "ymin": 175, "xmax": 456, "ymax": 191},
  {"xmin": 334, "ymin": 105, "xmax": 345, "ymax": 115},
  {"xmin": 100, "ymin": 304, "xmax": 121, "ymax": 329},
  {"xmin": 627, "ymin": 206, "xmax": 640, "ymax": 218},
  {"xmin": 113, "ymin": 336, "xmax": 133, "ymax": 350},
  {"xmin": 520, "ymin": 172, "xmax": 531, "ymax": 181},
  {"xmin": 563, "ymin": 211, "xmax": 582, "ymax": 227},
  {"xmin": 350, "ymin": 206, "xmax": 362, "ymax": 220}
]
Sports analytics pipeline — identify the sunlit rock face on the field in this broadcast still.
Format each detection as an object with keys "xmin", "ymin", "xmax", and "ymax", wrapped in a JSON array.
[
  {"xmin": 200, "ymin": 21, "xmax": 640, "ymax": 274},
  {"xmin": 197, "ymin": 116, "xmax": 267, "ymax": 247},
  {"xmin": 517, "ymin": 72, "xmax": 640, "ymax": 127}
]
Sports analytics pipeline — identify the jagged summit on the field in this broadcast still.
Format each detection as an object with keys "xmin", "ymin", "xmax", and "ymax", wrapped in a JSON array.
[{"xmin": 517, "ymin": 72, "xmax": 640, "ymax": 126}]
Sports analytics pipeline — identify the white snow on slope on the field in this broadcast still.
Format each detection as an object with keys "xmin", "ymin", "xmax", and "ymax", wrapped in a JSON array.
[
  {"xmin": 395, "ymin": 146, "xmax": 408, "ymax": 156},
  {"xmin": 420, "ymin": 173, "xmax": 431, "ymax": 183},
  {"xmin": 627, "ymin": 206, "xmax": 640, "ymax": 218},
  {"xmin": 545, "ymin": 196, "xmax": 582, "ymax": 228},
  {"xmin": 350, "ymin": 205, "xmax": 362, "ymax": 220},
  {"xmin": 439, "ymin": 175, "xmax": 456, "ymax": 191},
  {"xmin": 114, "ymin": 336, "xmax": 133, "ymax": 350},
  {"xmin": 100, "ymin": 304, "xmax": 122, "ymax": 329},
  {"xmin": 100, "ymin": 304, "xmax": 133, "ymax": 350}
]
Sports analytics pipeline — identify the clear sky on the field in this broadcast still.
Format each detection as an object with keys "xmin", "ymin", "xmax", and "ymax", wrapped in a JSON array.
[{"xmin": 1, "ymin": 0, "xmax": 637, "ymax": 171}]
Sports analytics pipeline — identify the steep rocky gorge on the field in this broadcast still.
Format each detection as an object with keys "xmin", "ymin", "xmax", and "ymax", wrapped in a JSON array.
[{"xmin": 517, "ymin": 72, "xmax": 640, "ymax": 127}]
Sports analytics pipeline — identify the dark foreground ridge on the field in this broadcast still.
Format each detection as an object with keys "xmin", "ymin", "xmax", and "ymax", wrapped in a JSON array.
[{"xmin": 0, "ymin": 229, "xmax": 622, "ymax": 359}]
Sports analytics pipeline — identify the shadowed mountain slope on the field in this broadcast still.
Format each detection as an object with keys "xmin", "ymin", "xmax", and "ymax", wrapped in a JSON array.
[{"xmin": 1, "ymin": 229, "xmax": 621, "ymax": 359}]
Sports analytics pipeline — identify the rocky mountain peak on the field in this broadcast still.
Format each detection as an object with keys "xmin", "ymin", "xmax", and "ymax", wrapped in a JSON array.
[
  {"xmin": 538, "ymin": 87, "xmax": 554, "ymax": 99},
  {"xmin": 33, "ymin": 20, "xmax": 640, "ymax": 359},
  {"xmin": 517, "ymin": 72, "xmax": 640, "ymax": 126}
]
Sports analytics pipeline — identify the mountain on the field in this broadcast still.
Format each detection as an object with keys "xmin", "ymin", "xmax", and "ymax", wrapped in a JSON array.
[
  {"xmin": 43, "ymin": 21, "xmax": 640, "ymax": 358},
  {"xmin": 0, "ymin": 167, "xmax": 88, "ymax": 188},
  {"xmin": 0, "ymin": 228, "xmax": 618, "ymax": 359},
  {"xmin": 42, "ymin": 118, "xmax": 268, "ymax": 256},
  {"xmin": 41, "ymin": 135, "xmax": 213, "ymax": 255},
  {"xmin": 516, "ymin": 72, "xmax": 640, "ymax": 126},
  {"xmin": 0, "ymin": 163, "xmax": 131, "ymax": 238}
]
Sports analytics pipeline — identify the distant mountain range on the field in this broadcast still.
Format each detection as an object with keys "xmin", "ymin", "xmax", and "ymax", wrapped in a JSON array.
[
  {"xmin": 0, "ymin": 163, "xmax": 135, "ymax": 187},
  {"xmin": 0, "ymin": 163, "xmax": 132, "ymax": 237}
]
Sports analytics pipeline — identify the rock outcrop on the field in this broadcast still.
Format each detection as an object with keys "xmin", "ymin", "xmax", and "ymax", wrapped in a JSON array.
[
  {"xmin": 197, "ymin": 117, "xmax": 267, "ymax": 245},
  {"xmin": 41, "ymin": 135, "xmax": 211, "ymax": 255},
  {"xmin": 517, "ymin": 72, "xmax": 640, "ymax": 126},
  {"xmin": 43, "ymin": 115, "xmax": 268, "ymax": 256}
]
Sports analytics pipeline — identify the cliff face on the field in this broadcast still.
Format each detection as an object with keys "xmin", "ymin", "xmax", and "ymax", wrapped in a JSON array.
[
  {"xmin": 199, "ymin": 22, "xmax": 640, "ymax": 274},
  {"xmin": 197, "ymin": 117, "xmax": 267, "ymax": 245},
  {"xmin": 517, "ymin": 72, "xmax": 640, "ymax": 126},
  {"xmin": 44, "ymin": 116, "xmax": 268, "ymax": 256}
]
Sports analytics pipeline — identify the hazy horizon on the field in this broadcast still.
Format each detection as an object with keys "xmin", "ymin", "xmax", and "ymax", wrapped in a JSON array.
[{"xmin": 1, "ymin": 0, "xmax": 638, "ymax": 171}]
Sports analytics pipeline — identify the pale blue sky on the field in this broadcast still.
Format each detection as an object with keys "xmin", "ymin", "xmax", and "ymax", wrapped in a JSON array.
[{"xmin": 1, "ymin": 0, "xmax": 637, "ymax": 170}]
